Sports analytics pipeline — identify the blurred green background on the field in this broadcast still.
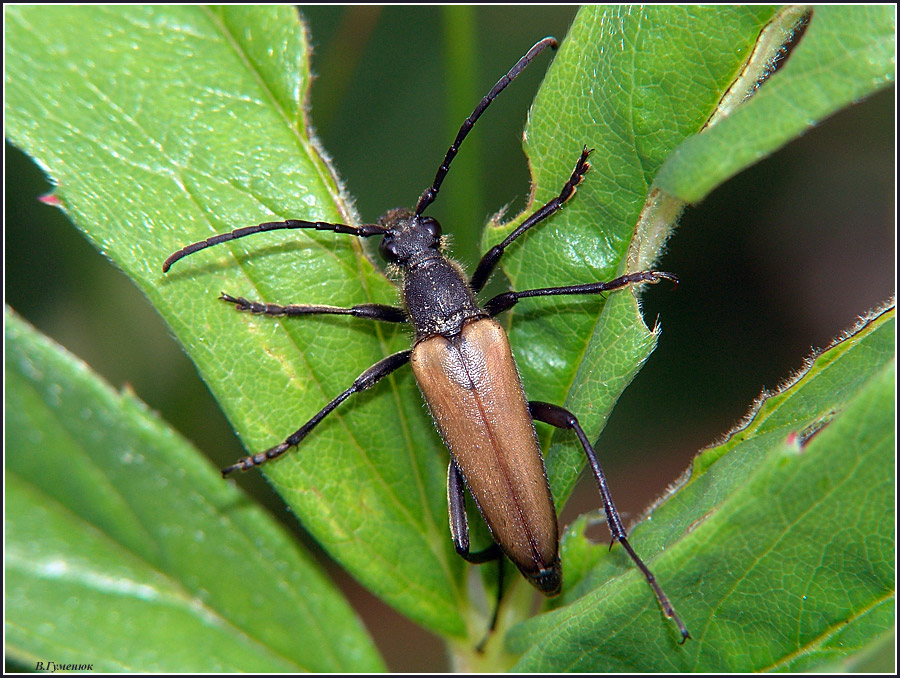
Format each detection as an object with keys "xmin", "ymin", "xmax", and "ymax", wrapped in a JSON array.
[{"xmin": 5, "ymin": 6, "xmax": 894, "ymax": 671}]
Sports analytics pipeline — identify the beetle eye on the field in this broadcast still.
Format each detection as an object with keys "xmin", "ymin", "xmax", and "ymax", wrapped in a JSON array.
[
  {"xmin": 379, "ymin": 235, "xmax": 398, "ymax": 262},
  {"xmin": 422, "ymin": 217, "xmax": 442, "ymax": 242}
]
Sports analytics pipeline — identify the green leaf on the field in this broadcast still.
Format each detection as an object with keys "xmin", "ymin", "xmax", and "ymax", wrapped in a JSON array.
[
  {"xmin": 5, "ymin": 5, "xmax": 465, "ymax": 638},
  {"xmin": 5, "ymin": 309, "xmax": 385, "ymax": 672},
  {"xmin": 509, "ymin": 305, "xmax": 895, "ymax": 671},
  {"xmin": 657, "ymin": 5, "xmax": 896, "ymax": 203}
]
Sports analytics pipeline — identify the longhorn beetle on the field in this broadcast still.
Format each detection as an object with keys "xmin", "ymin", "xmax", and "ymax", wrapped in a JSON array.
[{"xmin": 163, "ymin": 36, "xmax": 689, "ymax": 642}]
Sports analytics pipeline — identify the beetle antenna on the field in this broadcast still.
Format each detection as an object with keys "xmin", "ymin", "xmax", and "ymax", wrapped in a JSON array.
[
  {"xmin": 162, "ymin": 219, "xmax": 386, "ymax": 272},
  {"xmin": 414, "ymin": 36, "xmax": 558, "ymax": 216}
]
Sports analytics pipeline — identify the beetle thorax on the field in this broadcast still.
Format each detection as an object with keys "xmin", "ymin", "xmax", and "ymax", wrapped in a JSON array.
[
  {"xmin": 402, "ymin": 256, "xmax": 485, "ymax": 340},
  {"xmin": 375, "ymin": 207, "xmax": 484, "ymax": 339}
]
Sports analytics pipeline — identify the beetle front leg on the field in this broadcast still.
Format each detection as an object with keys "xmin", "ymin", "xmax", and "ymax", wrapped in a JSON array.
[
  {"xmin": 528, "ymin": 401, "xmax": 691, "ymax": 643},
  {"xmin": 220, "ymin": 293, "xmax": 408, "ymax": 323},
  {"xmin": 222, "ymin": 350, "xmax": 411, "ymax": 476},
  {"xmin": 470, "ymin": 147, "xmax": 592, "ymax": 293}
]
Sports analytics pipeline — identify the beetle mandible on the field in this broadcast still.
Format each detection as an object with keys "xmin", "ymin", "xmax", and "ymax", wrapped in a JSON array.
[{"xmin": 163, "ymin": 36, "xmax": 689, "ymax": 642}]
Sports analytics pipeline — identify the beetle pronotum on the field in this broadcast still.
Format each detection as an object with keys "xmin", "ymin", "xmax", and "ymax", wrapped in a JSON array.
[{"xmin": 164, "ymin": 36, "xmax": 689, "ymax": 642}]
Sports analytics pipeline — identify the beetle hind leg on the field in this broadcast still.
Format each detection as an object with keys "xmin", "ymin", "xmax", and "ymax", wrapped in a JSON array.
[
  {"xmin": 448, "ymin": 459, "xmax": 502, "ymax": 563},
  {"xmin": 448, "ymin": 460, "xmax": 505, "ymax": 644},
  {"xmin": 528, "ymin": 401, "xmax": 691, "ymax": 643}
]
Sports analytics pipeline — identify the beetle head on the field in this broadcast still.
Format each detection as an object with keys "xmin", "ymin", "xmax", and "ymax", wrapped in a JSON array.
[{"xmin": 377, "ymin": 207, "xmax": 443, "ymax": 266}]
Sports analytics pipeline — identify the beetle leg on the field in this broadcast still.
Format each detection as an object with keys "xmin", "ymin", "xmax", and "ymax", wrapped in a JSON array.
[
  {"xmin": 448, "ymin": 459, "xmax": 502, "ymax": 563},
  {"xmin": 470, "ymin": 147, "xmax": 592, "ymax": 293},
  {"xmin": 448, "ymin": 459, "xmax": 505, "ymax": 642},
  {"xmin": 527, "ymin": 401, "xmax": 691, "ymax": 643},
  {"xmin": 483, "ymin": 270, "xmax": 679, "ymax": 317},
  {"xmin": 222, "ymin": 350, "xmax": 411, "ymax": 476},
  {"xmin": 219, "ymin": 293, "xmax": 408, "ymax": 323}
]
